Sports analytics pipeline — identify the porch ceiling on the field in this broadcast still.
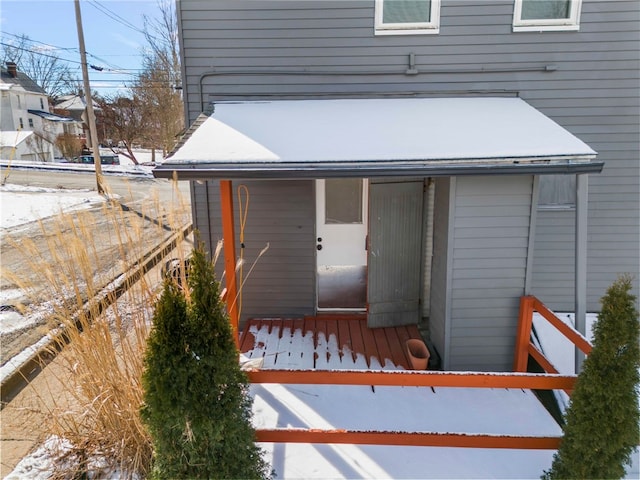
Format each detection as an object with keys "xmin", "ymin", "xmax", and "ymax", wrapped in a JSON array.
[{"xmin": 154, "ymin": 96, "xmax": 600, "ymax": 180}]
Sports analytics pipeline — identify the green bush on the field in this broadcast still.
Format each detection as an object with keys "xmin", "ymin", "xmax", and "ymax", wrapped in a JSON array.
[
  {"xmin": 141, "ymin": 245, "xmax": 270, "ymax": 479},
  {"xmin": 543, "ymin": 275, "xmax": 639, "ymax": 479}
]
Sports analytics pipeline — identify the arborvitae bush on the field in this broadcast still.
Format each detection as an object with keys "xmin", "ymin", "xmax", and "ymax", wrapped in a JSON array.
[
  {"xmin": 543, "ymin": 275, "xmax": 639, "ymax": 479},
  {"xmin": 141, "ymin": 245, "xmax": 270, "ymax": 479}
]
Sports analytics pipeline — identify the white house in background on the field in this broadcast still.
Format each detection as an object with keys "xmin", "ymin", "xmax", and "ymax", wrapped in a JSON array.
[
  {"xmin": 53, "ymin": 91, "xmax": 98, "ymax": 140},
  {"xmin": 0, "ymin": 61, "xmax": 74, "ymax": 161}
]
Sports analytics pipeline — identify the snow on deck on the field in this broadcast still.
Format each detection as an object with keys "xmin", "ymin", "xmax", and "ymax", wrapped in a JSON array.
[
  {"xmin": 240, "ymin": 317, "xmax": 421, "ymax": 371},
  {"xmin": 243, "ymin": 317, "xmax": 566, "ymax": 478}
]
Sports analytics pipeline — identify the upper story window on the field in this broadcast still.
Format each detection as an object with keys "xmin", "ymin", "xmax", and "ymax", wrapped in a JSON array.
[
  {"xmin": 16, "ymin": 94, "xmax": 21, "ymax": 109},
  {"xmin": 513, "ymin": 0, "xmax": 582, "ymax": 32},
  {"xmin": 40, "ymin": 97, "xmax": 44, "ymax": 109},
  {"xmin": 28, "ymin": 118, "xmax": 34, "ymax": 128},
  {"xmin": 375, "ymin": 0, "xmax": 440, "ymax": 35}
]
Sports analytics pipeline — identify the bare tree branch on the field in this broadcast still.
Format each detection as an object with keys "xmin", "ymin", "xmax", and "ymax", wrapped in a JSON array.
[{"xmin": 1, "ymin": 34, "xmax": 78, "ymax": 100}]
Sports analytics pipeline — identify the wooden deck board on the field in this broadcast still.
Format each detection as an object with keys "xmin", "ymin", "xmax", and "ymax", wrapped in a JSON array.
[
  {"xmin": 241, "ymin": 316, "xmax": 424, "ymax": 371},
  {"xmin": 383, "ymin": 327, "xmax": 410, "ymax": 370},
  {"xmin": 347, "ymin": 318, "xmax": 367, "ymax": 367},
  {"xmin": 360, "ymin": 321, "xmax": 382, "ymax": 369},
  {"xmin": 337, "ymin": 319, "xmax": 354, "ymax": 363},
  {"xmin": 262, "ymin": 319, "xmax": 283, "ymax": 368},
  {"xmin": 372, "ymin": 327, "xmax": 395, "ymax": 370},
  {"xmin": 325, "ymin": 317, "xmax": 342, "ymax": 366},
  {"xmin": 316, "ymin": 317, "xmax": 330, "ymax": 369},
  {"xmin": 239, "ymin": 323, "xmax": 256, "ymax": 354}
]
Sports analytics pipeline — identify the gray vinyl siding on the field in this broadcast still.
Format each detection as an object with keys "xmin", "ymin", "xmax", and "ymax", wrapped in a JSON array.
[
  {"xmin": 448, "ymin": 176, "xmax": 534, "ymax": 372},
  {"xmin": 179, "ymin": 0, "xmax": 639, "ymax": 313},
  {"xmin": 531, "ymin": 209, "xmax": 576, "ymax": 308},
  {"xmin": 190, "ymin": 179, "xmax": 315, "ymax": 325}
]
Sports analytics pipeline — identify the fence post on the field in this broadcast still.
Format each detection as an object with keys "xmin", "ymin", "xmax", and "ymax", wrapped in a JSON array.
[{"xmin": 513, "ymin": 296, "xmax": 535, "ymax": 372}]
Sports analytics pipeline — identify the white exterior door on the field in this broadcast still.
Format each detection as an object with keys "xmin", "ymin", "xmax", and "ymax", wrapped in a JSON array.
[{"xmin": 316, "ymin": 179, "xmax": 368, "ymax": 310}]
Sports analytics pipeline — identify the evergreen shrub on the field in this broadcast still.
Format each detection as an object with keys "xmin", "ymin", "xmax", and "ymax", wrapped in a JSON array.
[
  {"xmin": 543, "ymin": 275, "xmax": 639, "ymax": 479},
  {"xmin": 141, "ymin": 245, "xmax": 270, "ymax": 479}
]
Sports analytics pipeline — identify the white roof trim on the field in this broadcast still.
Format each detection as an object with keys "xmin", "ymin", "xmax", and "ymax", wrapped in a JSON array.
[{"xmin": 157, "ymin": 97, "xmax": 598, "ymax": 178}]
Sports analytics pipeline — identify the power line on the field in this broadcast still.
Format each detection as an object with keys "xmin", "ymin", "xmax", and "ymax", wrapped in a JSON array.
[
  {"xmin": 1, "ymin": 41, "xmax": 145, "ymax": 74},
  {"xmin": 1, "ymin": 31, "xmax": 79, "ymax": 54},
  {"xmin": 86, "ymin": 0, "xmax": 163, "ymax": 43},
  {"xmin": 0, "ymin": 41, "xmax": 83, "ymax": 65},
  {"xmin": 86, "ymin": 52, "xmax": 128, "ymax": 73},
  {"xmin": 2, "ymin": 26, "xmax": 148, "ymax": 74}
]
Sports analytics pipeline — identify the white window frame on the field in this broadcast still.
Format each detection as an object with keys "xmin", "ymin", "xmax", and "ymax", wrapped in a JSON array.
[
  {"xmin": 513, "ymin": 0, "xmax": 582, "ymax": 32},
  {"xmin": 375, "ymin": 0, "xmax": 441, "ymax": 36}
]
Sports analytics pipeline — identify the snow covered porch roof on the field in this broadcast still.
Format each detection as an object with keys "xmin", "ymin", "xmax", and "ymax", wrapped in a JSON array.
[{"xmin": 154, "ymin": 96, "xmax": 601, "ymax": 180}]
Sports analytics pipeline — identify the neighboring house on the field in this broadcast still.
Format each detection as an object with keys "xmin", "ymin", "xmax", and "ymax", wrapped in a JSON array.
[
  {"xmin": 53, "ymin": 91, "xmax": 99, "ymax": 140},
  {"xmin": 155, "ymin": 0, "xmax": 639, "ymax": 372},
  {"xmin": 0, "ymin": 61, "xmax": 74, "ymax": 161}
]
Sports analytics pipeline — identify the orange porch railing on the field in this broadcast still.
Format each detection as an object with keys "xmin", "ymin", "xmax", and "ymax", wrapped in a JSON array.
[
  {"xmin": 513, "ymin": 295, "xmax": 593, "ymax": 374},
  {"xmin": 248, "ymin": 368, "xmax": 573, "ymax": 449},
  {"xmin": 245, "ymin": 295, "xmax": 591, "ymax": 449}
]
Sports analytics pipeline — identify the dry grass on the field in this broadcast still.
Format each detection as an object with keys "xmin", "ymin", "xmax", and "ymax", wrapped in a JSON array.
[{"xmin": 3, "ymin": 179, "xmax": 191, "ymax": 478}]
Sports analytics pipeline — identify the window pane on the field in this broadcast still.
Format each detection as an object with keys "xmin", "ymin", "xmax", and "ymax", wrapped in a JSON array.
[
  {"xmin": 325, "ymin": 178, "xmax": 363, "ymax": 224},
  {"xmin": 538, "ymin": 174, "xmax": 576, "ymax": 207},
  {"xmin": 522, "ymin": 0, "xmax": 571, "ymax": 20},
  {"xmin": 383, "ymin": 0, "xmax": 431, "ymax": 24}
]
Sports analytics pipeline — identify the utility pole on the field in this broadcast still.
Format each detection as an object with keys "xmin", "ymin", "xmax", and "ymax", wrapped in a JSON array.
[{"xmin": 74, "ymin": 0, "xmax": 105, "ymax": 194}]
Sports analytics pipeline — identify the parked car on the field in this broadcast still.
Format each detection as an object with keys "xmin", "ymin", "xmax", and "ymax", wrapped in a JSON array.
[{"xmin": 72, "ymin": 154, "xmax": 120, "ymax": 165}]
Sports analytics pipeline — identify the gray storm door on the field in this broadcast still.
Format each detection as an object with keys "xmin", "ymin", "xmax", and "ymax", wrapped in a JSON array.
[{"xmin": 367, "ymin": 180, "xmax": 424, "ymax": 327}]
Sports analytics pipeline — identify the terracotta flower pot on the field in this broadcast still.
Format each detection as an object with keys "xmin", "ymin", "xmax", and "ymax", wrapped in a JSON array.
[{"xmin": 406, "ymin": 339, "xmax": 430, "ymax": 370}]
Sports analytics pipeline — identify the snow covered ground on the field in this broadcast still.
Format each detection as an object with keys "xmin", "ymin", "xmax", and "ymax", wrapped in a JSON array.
[
  {"xmin": 2, "ymin": 171, "xmax": 638, "ymax": 479},
  {"xmin": 0, "ymin": 183, "xmax": 105, "ymax": 230},
  {"xmin": 0, "ymin": 150, "xmax": 155, "ymax": 337},
  {"xmin": 0, "ymin": 150, "xmax": 156, "ymax": 180}
]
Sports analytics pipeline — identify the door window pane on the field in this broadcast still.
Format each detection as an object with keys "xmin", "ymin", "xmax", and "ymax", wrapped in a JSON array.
[{"xmin": 325, "ymin": 178, "xmax": 363, "ymax": 224}]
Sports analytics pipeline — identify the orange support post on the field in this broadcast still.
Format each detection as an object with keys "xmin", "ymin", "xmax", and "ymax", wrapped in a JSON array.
[
  {"xmin": 513, "ymin": 296, "xmax": 535, "ymax": 372},
  {"xmin": 220, "ymin": 180, "xmax": 239, "ymax": 347}
]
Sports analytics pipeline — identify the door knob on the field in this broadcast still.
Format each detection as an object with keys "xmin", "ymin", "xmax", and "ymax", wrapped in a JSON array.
[{"xmin": 317, "ymin": 244, "xmax": 322, "ymax": 250}]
